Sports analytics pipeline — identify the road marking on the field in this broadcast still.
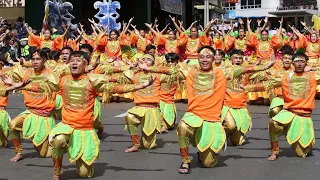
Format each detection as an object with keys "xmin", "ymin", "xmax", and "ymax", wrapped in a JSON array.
[{"xmin": 115, "ymin": 112, "xmax": 127, "ymax": 117}]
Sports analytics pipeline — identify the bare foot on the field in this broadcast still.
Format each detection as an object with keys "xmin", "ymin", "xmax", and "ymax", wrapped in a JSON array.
[
  {"xmin": 125, "ymin": 146, "xmax": 140, "ymax": 153},
  {"xmin": 267, "ymin": 153, "xmax": 277, "ymax": 161},
  {"xmin": 10, "ymin": 154, "xmax": 23, "ymax": 162},
  {"xmin": 52, "ymin": 175, "xmax": 61, "ymax": 180},
  {"xmin": 161, "ymin": 127, "xmax": 168, "ymax": 133}
]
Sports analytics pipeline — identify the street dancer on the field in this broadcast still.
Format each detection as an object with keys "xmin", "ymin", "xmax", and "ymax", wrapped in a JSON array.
[
  {"xmin": 159, "ymin": 53, "xmax": 179, "ymax": 133},
  {"xmin": 8, "ymin": 49, "xmax": 57, "ymax": 162},
  {"xmin": 222, "ymin": 49, "xmax": 275, "ymax": 146},
  {"xmin": 20, "ymin": 51, "xmax": 155, "ymax": 179},
  {"xmin": 244, "ymin": 52, "xmax": 316, "ymax": 161}
]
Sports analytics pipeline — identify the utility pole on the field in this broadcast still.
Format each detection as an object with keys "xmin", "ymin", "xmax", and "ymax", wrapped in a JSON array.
[{"xmin": 204, "ymin": 0, "xmax": 209, "ymax": 26}]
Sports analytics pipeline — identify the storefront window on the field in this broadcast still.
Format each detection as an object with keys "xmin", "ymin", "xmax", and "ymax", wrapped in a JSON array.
[
  {"xmin": 240, "ymin": 0, "xmax": 261, "ymax": 9},
  {"xmin": 281, "ymin": 0, "xmax": 317, "ymax": 10},
  {"xmin": 224, "ymin": 3, "xmax": 236, "ymax": 11}
]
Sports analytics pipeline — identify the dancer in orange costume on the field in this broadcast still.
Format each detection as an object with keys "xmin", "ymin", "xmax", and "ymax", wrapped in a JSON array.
[
  {"xmin": 25, "ymin": 23, "xmax": 70, "ymax": 51},
  {"xmin": 159, "ymin": 53, "xmax": 180, "ymax": 133},
  {"xmin": 18, "ymin": 51, "xmax": 155, "ymax": 179},
  {"xmin": 244, "ymin": 52, "xmax": 316, "ymax": 161},
  {"xmin": 7, "ymin": 49, "xmax": 57, "ymax": 162}
]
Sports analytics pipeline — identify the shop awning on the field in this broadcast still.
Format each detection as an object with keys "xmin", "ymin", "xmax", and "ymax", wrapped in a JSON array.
[
  {"xmin": 269, "ymin": 9, "xmax": 317, "ymax": 16},
  {"xmin": 194, "ymin": 5, "xmax": 226, "ymax": 14}
]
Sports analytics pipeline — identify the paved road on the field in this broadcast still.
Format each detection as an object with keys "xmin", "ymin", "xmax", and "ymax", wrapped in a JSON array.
[{"xmin": 0, "ymin": 95, "xmax": 320, "ymax": 180}]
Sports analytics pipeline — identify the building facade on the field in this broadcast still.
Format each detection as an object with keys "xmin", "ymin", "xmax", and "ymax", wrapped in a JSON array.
[
  {"xmin": 25, "ymin": 0, "xmax": 224, "ymax": 30},
  {"xmin": 0, "ymin": 0, "xmax": 25, "ymax": 23},
  {"xmin": 223, "ymin": 0, "xmax": 319, "ymax": 30}
]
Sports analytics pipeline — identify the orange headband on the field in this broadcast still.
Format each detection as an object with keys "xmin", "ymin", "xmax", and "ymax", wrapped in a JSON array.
[
  {"xmin": 141, "ymin": 54, "xmax": 155, "ymax": 62},
  {"xmin": 33, "ymin": 51, "xmax": 39, "ymax": 57},
  {"xmin": 293, "ymin": 57, "xmax": 306, "ymax": 62},
  {"xmin": 199, "ymin": 48, "xmax": 214, "ymax": 55},
  {"xmin": 72, "ymin": 55, "xmax": 88, "ymax": 64}
]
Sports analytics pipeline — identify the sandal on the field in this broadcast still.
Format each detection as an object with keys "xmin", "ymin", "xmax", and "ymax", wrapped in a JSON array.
[{"xmin": 178, "ymin": 163, "xmax": 191, "ymax": 174}]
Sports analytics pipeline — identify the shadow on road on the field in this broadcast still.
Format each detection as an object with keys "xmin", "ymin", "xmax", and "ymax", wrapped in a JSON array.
[
  {"xmin": 148, "ymin": 151, "xmax": 267, "ymax": 169},
  {"xmin": 101, "ymin": 140, "xmax": 132, "ymax": 143},
  {"xmin": 103, "ymin": 133, "xmax": 130, "ymax": 138},
  {"xmin": 102, "ymin": 123, "xmax": 124, "ymax": 126},
  {"xmin": 22, "ymin": 151, "xmax": 42, "ymax": 159},
  {"xmin": 156, "ymin": 139, "xmax": 178, "ymax": 148},
  {"xmin": 250, "ymin": 127, "xmax": 268, "ymax": 130},
  {"xmin": 100, "ymin": 149, "xmax": 116, "ymax": 152},
  {"xmin": 246, "ymin": 137, "xmax": 286, "ymax": 141},
  {"xmin": 26, "ymin": 162, "xmax": 164, "ymax": 179}
]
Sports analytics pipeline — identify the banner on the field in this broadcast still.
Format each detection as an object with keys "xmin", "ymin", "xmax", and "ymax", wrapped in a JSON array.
[
  {"xmin": 0, "ymin": 0, "xmax": 25, "ymax": 7},
  {"xmin": 159, "ymin": 0, "xmax": 182, "ymax": 15},
  {"xmin": 222, "ymin": 10, "xmax": 235, "ymax": 19}
]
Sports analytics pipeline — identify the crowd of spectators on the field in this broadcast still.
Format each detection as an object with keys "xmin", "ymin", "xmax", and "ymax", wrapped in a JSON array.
[{"xmin": 0, "ymin": 17, "xmax": 34, "ymax": 66}]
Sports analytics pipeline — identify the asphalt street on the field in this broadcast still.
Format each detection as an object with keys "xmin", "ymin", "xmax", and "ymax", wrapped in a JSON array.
[{"xmin": 0, "ymin": 95, "xmax": 319, "ymax": 180}]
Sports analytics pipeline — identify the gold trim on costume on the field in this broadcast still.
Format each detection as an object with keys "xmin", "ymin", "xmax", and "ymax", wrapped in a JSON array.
[
  {"xmin": 194, "ymin": 69, "xmax": 215, "ymax": 95},
  {"xmin": 63, "ymin": 77, "xmax": 89, "ymax": 110},
  {"xmin": 135, "ymin": 74, "xmax": 155, "ymax": 96},
  {"xmin": 258, "ymin": 41, "xmax": 270, "ymax": 52},
  {"xmin": 288, "ymin": 72, "xmax": 310, "ymax": 99}
]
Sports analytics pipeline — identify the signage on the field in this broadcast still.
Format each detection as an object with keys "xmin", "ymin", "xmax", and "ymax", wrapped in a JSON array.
[
  {"xmin": 0, "ymin": 0, "xmax": 25, "ymax": 7},
  {"xmin": 159, "ymin": 0, "xmax": 182, "ymax": 15},
  {"xmin": 226, "ymin": 0, "xmax": 238, "ymax": 3},
  {"xmin": 223, "ymin": 10, "xmax": 235, "ymax": 19}
]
